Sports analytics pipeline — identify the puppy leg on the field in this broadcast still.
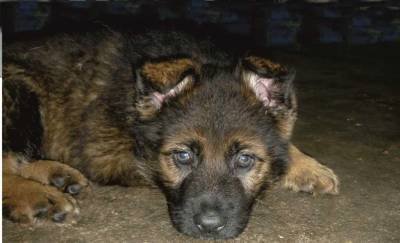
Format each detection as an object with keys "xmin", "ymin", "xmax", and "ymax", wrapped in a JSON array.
[{"xmin": 281, "ymin": 144, "xmax": 339, "ymax": 195}]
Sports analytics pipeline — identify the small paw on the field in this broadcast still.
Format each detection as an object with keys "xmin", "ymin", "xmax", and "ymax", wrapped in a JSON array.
[
  {"xmin": 3, "ymin": 175, "xmax": 80, "ymax": 224},
  {"xmin": 283, "ymin": 146, "xmax": 339, "ymax": 195},
  {"xmin": 283, "ymin": 162, "xmax": 339, "ymax": 195},
  {"xmin": 20, "ymin": 160, "xmax": 90, "ymax": 197}
]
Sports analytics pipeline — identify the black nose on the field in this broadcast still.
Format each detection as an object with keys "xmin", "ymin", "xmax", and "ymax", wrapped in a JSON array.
[{"xmin": 194, "ymin": 209, "xmax": 226, "ymax": 233}]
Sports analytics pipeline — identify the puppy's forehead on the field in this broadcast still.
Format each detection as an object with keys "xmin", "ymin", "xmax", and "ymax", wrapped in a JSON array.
[
  {"xmin": 162, "ymin": 126, "xmax": 267, "ymax": 155},
  {"xmin": 162, "ymin": 127, "xmax": 205, "ymax": 151},
  {"xmin": 224, "ymin": 130, "xmax": 267, "ymax": 152}
]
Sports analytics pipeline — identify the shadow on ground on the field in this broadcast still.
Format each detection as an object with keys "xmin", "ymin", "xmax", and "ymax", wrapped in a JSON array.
[{"xmin": 3, "ymin": 46, "xmax": 400, "ymax": 243}]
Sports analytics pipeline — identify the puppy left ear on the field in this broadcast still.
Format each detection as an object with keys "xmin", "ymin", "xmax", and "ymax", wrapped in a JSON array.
[
  {"xmin": 135, "ymin": 58, "xmax": 200, "ymax": 120},
  {"xmin": 239, "ymin": 56, "xmax": 296, "ymax": 111}
]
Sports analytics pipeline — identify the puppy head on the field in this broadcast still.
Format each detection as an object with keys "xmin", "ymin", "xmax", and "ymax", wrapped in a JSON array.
[{"xmin": 134, "ymin": 57, "xmax": 295, "ymax": 239}]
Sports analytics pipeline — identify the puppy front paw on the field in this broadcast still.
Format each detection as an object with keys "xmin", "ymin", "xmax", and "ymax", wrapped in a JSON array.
[
  {"xmin": 3, "ymin": 175, "xmax": 80, "ymax": 224},
  {"xmin": 20, "ymin": 160, "xmax": 90, "ymax": 197},
  {"xmin": 282, "ymin": 145, "xmax": 339, "ymax": 195},
  {"xmin": 282, "ymin": 161, "xmax": 339, "ymax": 195}
]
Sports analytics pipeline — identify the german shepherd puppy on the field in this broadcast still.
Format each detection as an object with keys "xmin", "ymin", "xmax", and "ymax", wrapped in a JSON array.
[{"xmin": 3, "ymin": 30, "xmax": 339, "ymax": 239}]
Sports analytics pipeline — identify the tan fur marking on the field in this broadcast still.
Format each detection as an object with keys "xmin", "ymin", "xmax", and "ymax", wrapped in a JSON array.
[
  {"xmin": 277, "ymin": 112, "xmax": 296, "ymax": 139},
  {"xmin": 159, "ymin": 156, "xmax": 186, "ymax": 188},
  {"xmin": 225, "ymin": 130, "xmax": 268, "ymax": 158},
  {"xmin": 241, "ymin": 160, "xmax": 270, "ymax": 195},
  {"xmin": 142, "ymin": 58, "xmax": 198, "ymax": 86},
  {"xmin": 226, "ymin": 131, "xmax": 271, "ymax": 194},
  {"xmin": 275, "ymin": 92, "xmax": 298, "ymax": 140},
  {"xmin": 245, "ymin": 56, "xmax": 288, "ymax": 75},
  {"xmin": 162, "ymin": 128, "xmax": 206, "ymax": 153},
  {"xmin": 2, "ymin": 153, "xmax": 29, "ymax": 175}
]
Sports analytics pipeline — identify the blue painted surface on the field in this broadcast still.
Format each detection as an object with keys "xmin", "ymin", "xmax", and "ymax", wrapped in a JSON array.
[
  {"xmin": 320, "ymin": 8, "xmax": 341, "ymax": 18},
  {"xmin": 14, "ymin": 2, "xmax": 49, "ymax": 32},
  {"xmin": 320, "ymin": 26, "xmax": 343, "ymax": 43},
  {"xmin": 9, "ymin": 1, "xmax": 400, "ymax": 45},
  {"xmin": 352, "ymin": 15, "xmax": 372, "ymax": 27},
  {"xmin": 269, "ymin": 6, "xmax": 291, "ymax": 21}
]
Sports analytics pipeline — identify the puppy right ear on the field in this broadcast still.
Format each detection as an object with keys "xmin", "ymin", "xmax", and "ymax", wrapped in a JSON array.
[
  {"xmin": 135, "ymin": 58, "xmax": 200, "ymax": 120},
  {"xmin": 239, "ymin": 56, "xmax": 298, "ymax": 139},
  {"xmin": 239, "ymin": 56, "xmax": 296, "ymax": 111}
]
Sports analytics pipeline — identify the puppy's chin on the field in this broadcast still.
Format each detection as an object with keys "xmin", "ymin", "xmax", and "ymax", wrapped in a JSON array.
[
  {"xmin": 171, "ymin": 218, "xmax": 248, "ymax": 239},
  {"xmin": 167, "ymin": 205, "xmax": 250, "ymax": 239}
]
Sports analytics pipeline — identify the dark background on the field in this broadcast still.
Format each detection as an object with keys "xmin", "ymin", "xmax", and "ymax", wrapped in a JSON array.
[{"xmin": 2, "ymin": 0, "xmax": 400, "ymax": 45}]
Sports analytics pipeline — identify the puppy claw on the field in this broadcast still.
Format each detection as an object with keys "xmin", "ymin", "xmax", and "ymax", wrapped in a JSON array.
[
  {"xmin": 51, "ymin": 175, "xmax": 66, "ymax": 188},
  {"xmin": 66, "ymin": 184, "xmax": 81, "ymax": 195}
]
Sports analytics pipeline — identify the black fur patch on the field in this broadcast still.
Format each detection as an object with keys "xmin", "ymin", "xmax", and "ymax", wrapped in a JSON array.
[{"xmin": 3, "ymin": 81, "xmax": 43, "ymax": 159}]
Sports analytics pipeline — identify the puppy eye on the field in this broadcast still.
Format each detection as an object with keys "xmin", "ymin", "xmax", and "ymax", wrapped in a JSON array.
[
  {"xmin": 173, "ymin": 151, "xmax": 193, "ymax": 166},
  {"xmin": 236, "ymin": 154, "xmax": 255, "ymax": 169}
]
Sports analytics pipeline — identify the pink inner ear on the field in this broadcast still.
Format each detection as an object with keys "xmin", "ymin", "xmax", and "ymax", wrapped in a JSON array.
[
  {"xmin": 248, "ymin": 74, "xmax": 276, "ymax": 107},
  {"xmin": 151, "ymin": 92, "xmax": 165, "ymax": 109},
  {"xmin": 148, "ymin": 76, "xmax": 193, "ymax": 110}
]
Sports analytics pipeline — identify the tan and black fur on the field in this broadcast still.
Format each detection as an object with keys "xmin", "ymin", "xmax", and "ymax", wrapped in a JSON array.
[{"xmin": 3, "ymin": 30, "xmax": 338, "ymax": 239}]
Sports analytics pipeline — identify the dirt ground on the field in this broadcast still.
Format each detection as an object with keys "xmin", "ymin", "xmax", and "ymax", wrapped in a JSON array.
[{"xmin": 3, "ymin": 45, "xmax": 400, "ymax": 243}]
